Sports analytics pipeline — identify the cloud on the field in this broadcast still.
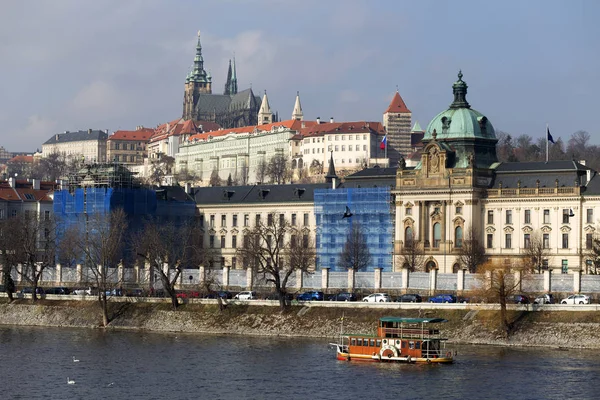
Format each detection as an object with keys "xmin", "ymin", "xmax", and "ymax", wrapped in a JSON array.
[{"xmin": 17, "ymin": 115, "xmax": 58, "ymax": 150}]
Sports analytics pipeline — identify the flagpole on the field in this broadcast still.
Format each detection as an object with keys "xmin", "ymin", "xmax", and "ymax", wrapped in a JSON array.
[
  {"xmin": 546, "ymin": 123, "xmax": 549, "ymax": 163},
  {"xmin": 384, "ymin": 135, "xmax": 387, "ymax": 166}
]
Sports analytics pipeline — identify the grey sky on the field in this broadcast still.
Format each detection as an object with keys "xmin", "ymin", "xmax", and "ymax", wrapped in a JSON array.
[{"xmin": 1, "ymin": 0, "xmax": 598, "ymax": 152}]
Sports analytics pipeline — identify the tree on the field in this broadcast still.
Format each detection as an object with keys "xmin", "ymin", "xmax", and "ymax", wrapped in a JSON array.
[
  {"xmin": 176, "ymin": 166, "xmax": 198, "ymax": 184},
  {"xmin": 226, "ymin": 173, "xmax": 233, "ymax": 186},
  {"xmin": 587, "ymin": 237, "xmax": 600, "ymax": 275},
  {"xmin": 75, "ymin": 209, "xmax": 128, "ymax": 326},
  {"xmin": 239, "ymin": 164, "xmax": 250, "ymax": 185},
  {"xmin": 522, "ymin": 231, "xmax": 550, "ymax": 273},
  {"xmin": 309, "ymin": 159, "xmax": 323, "ymax": 176},
  {"xmin": 266, "ymin": 154, "xmax": 290, "ymax": 184},
  {"xmin": 237, "ymin": 212, "xmax": 315, "ymax": 309},
  {"xmin": 32, "ymin": 152, "xmax": 69, "ymax": 181},
  {"xmin": 476, "ymin": 260, "xmax": 530, "ymax": 338},
  {"xmin": 148, "ymin": 155, "xmax": 175, "ymax": 186},
  {"xmin": 209, "ymin": 168, "xmax": 221, "ymax": 186},
  {"xmin": 0, "ymin": 218, "xmax": 18, "ymax": 302},
  {"xmin": 134, "ymin": 219, "xmax": 206, "ymax": 310},
  {"xmin": 255, "ymin": 159, "xmax": 267, "ymax": 184},
  {"xmin": 456, "ymin": 226, "xmax": 486, "ymax": 273},
  {"xmin": 338, "ymin": 222, "xmax": 371, "ymax": 271},
  {"xmin": 397, "ymin": 233, "xmax": 425, "ymax": 272}
]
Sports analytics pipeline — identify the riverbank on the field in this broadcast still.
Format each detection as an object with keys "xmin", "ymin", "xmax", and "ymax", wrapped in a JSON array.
[{"xmin": 2, "ymin": 299, "xmax": 600, "ymax": 348}]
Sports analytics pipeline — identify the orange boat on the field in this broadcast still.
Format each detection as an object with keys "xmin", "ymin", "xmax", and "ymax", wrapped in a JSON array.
[{"xmin": 330, "ymin": 317, "xmax": 454, "ymax": 364}]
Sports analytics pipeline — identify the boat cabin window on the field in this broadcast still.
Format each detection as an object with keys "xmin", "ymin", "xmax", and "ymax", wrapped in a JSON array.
[
  {"xmin": 401, "ymin": 341, "xmax": 406, "ymax": 348},
  {"xmin": 395, "ymin": 340, "xmax": 401, "ymax": 346},
  {"xmin": 351, "ymin": 338, "xmax": 356, "ymax": 346},
  {"xmin": 370, "ymin": 339, "xmax": 375, "ymax": 347},
  {"xmin": 416, "ymin": 342, "xmax": 421, "ymax": 349},
  {"xmin": 409, "ymin": 341, "xmax": 415, "ymax": 349},
  {"xmin": 376, "ymin": 339, "xmax": 381, "ymax": 347}
]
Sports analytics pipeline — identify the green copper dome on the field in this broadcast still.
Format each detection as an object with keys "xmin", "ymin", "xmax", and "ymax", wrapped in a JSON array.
[{"xmin": 424, "ymin": 71, "xmax": 496, "ymax": 141}]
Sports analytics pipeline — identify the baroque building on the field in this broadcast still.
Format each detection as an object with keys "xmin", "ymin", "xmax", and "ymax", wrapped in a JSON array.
[{"xmin": 182, "ymin": 32, "xmax": 261, "ymax": 128}]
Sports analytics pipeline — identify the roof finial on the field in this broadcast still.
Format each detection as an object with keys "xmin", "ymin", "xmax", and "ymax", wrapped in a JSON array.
[
  {"xmin": 395, "ymin": 84, "xmax": 399, "ymax": 92},
  {"xmin": 197, "ymin": 30, "xmax": 201, "ymax": 37},
  {"xmin": 458, "ymin": 70, "xmax": 463, "ymax": 81}
]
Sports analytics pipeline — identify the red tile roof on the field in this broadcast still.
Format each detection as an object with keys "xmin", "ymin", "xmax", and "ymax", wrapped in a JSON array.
[
  {"xmin": 187, "ymin": 119, "xmax": 316, "ymax": 142},
  {"xmin": 0, "ymin": 180, "xmax": 56, "ymax": 202},
  {"xmin": 298, "ymin": 121, "xmax": 385, "ymax": 138},
  {"xmin": 385, "ymin": 91, "xmax": 411, "ymax": 114},
  {"xmin": 8, "ymin": 155, "xmax": 34, "ymax": 163},
  {"xmin": 150, "ymin": 119, "xmax": 221, "ymax": 143},
  {"xmin": 109, "ymin": 128, "xmax": 155, "ymax": 141}
]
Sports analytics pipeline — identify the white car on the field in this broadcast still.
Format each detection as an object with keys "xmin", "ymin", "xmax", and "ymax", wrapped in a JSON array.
[
  {"xmin": 560, "ymin": 294, "xmax": 590, "ymax": 305},
  {"xmin": 73, "ymin": 287, "xmax": 93, "ymax": 296},
  {"xmin": 362, "ymin": 293, "xmax": 391, "ymax": 303},
  {"xmin": 234, "ymin": 291, "xmax": 257, "ymax": 300}
]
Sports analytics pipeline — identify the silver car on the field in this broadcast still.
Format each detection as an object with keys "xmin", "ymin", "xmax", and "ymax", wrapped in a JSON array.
[
  {"xmin": 560, "ymin": 294, "xmax": 590, "ymax": 305},
  {"xmin": 362, "ymin": 293, "xmax": 391, "ymax": 303}
]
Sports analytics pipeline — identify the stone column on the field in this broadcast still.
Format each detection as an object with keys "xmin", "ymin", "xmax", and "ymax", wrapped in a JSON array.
[
  {"xmin": 484, "ymin": 270, "xmax": 492, "ymax": 290},
  {"xmin": 222, "ymin": 265, "xmax": 230, "ymax": 289},
  {"xmin": 429, "ymin": 268, "xmax": 437, "ymax": 295},
  {"xmin": 321, "ymin": 267, "xmax": 330, "ymax": 290},
  {"xmin": 296, "ymin": 269, "xmax": 303, "ymax": 290},
  {"xmin": 76, "ymin": 264, "xmax": 82, "ymax": 284},
  {"xmin": 573, "ymin": 270, "xmax": 582, "ymax": 293},
  {"xmin": 543, "ymin": 270, "xmax": 551, "ymax": 293},
  {"xmin": 456, "ymin": 269, "xmax": 465, "ymax": 293},
  {"xmin": 56, "ymin": 263, "xmax": 62, "ymax": 285},
  {"xmin": 513, "ymin": 270, "xmax": 522, "ymax": 292},
  {"xmin": 118, "ymin": 262, "xmax": 124, "ymax": 284},
  {"xmin": 145, "ymin": 261, "xmax": 151, "ymax": 286},
  {"xmin": 374, "ymin": 268, "xmax": 382, "ymax": 290},
  {"xmin": 347, "ymin": 268, "xmax": 355, "ymax": 291},
  {"xmin": 246, "ymin": 267, "xmax": 253, "ymax": 289},
  {"xmin": 134, "ymin": 264, "xmax": 140, "ymax": 284},
  {"xmin": 199, "ymin": 265, "xmax": 206, "ymax": 285},
  {"xmin": 401, "ymin": 267, "xmax": 409, "ymax": 291}
]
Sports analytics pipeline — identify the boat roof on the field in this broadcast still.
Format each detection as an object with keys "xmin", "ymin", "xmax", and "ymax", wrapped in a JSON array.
[{"xmin": 379, "ymin": 317, "xmax": 448, "ymax": 324}]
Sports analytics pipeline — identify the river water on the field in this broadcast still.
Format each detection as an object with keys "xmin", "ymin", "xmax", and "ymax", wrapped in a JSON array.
[{"xmin": 2, "ymin": 326, "xmax": 600, "ymax": 400}]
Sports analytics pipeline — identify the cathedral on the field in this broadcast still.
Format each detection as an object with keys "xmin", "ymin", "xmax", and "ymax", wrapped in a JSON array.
[{"xmin": 182, "ymin": 32, "xmax": 262, "ymax": 128}]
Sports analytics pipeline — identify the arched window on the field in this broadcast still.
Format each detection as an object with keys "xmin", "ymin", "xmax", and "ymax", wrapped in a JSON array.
[
  {"xmin": 455, "ymin": 226, "xmax": 463, "ymax": 248},
  {"xmin": 405, "ymin": 226, "xmax": 413, "ymax": 244},
  {"xmin": 433, "ymin": 223, "xmax": 441, "ymax": 247},
  {"xmin": 298, "ymin": 158, "xmax": 303, "ymax": 169},
  {"xmin": 426, "ymin": 261, "xmax": 436, "ymax": 272},
  {"xmin": 291, "ymin": 159, "xmax": 297, "ymax": 169},
  {"xmin": 452, "ymin": 263, "xmax": 461, "ymax": 273}
]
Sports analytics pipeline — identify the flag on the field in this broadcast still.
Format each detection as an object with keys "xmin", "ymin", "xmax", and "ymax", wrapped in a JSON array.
[
  {"xmin": 547, "ymin": 126, "xmax": 555, "ymax": 144},
  {"xmin": 380, "ymin": 135, "xmax": 387, "ymax": 150}
]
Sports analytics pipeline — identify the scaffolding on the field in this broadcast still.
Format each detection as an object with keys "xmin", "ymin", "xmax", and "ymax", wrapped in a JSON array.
[{"xmin": 314, "ymin": 187, "xmax": 393, "ymax": 272}]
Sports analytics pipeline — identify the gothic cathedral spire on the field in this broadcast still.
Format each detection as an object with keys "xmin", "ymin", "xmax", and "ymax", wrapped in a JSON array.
[
  {"xmin": 231, "ymin": 57, "xmax": 238, "ymax": 95},
  {"xmin": 258, "ymin": 91, "xmax": 273, "ymax": 125},
  {"xmin": 183, "ymin": 31, "xmax": 212, "ymax": 120},
  {"xmin": 224, "ymin": 60, "xmax": 233, "ymax": 95},
  {"xmin": 291, "ymin": 91, "xmax": 303, "ymax": 121}
]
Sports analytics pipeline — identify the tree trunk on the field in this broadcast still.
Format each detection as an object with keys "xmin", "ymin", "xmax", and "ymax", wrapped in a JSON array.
[
  {"xmin": 499, "ymin": 298, "xmax": 509, "ymax": 338},
  {"xmin": 170, "ymin": 293, "xmax": 179, "ymax": 310},
  {"xmin": 101, "ymin": 292, "xmax": 110, "ymax": 327}
]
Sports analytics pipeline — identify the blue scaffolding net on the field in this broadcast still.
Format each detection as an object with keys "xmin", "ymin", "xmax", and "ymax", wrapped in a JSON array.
[{"xmin": 314, "ymin": 187, "xmax": 393, "ymax": 272}]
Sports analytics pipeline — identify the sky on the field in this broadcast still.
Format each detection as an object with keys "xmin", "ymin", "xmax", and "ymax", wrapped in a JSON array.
[{"xmin": 1, "ymin": 0, "xmax": 599, "ymax": 152}]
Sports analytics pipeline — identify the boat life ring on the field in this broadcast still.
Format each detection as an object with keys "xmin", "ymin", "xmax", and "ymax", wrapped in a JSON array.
[
  {"xmin": 380, "ymin": 344, "xmax": 399, "ymax": 359},
  {"xmin": 446, "ymin": 352, "xmax": 452, "ymax": 358},
  {"xmin": 426, "ymin": 359, "xmax": 431, "ymax": 364}
]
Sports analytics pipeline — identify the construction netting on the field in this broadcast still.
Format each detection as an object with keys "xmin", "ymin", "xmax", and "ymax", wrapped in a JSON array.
[{"xmin": 314, "ymin": 187, "xmax": 393, "ymax": 272}]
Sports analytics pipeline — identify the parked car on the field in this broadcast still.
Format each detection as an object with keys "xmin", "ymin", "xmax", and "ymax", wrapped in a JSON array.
[
  {"xmin": 533, "ymin": 294, "xmax": 555, "ymax": 304},
  {"xmin": 513, "ymin": 294, "xmax": 530, "ymax": 304},
  {"xmin": 296, "ymin": 291, "xmax": 325, "ymax": 301},
  {"xmin": 328, "ymin": 292, "xmax": 358, "ymax": 302},
  {"xmin": 44, "ymin": 287, "xmax": 71, "ymax": 295},
  {"xmin": 561, "ymin": 294, "xmax": 590, "ymax": 305},
  {"xmin": 264, "ymin": 292, "xmax": 294, "ymax": 301},
  {"xmin": 396, "ymin": 293, "xmax": 422, "ymax": 303},
  {"xmin": 203, "ymin": 291, "xmax": 233, "ymax": 299},
  {"xmin": 234, "ymin": 291, "xmax": 257, "ymax": 300},
  {"xmin": 73, "ymin": 287, "xmax": 93, "ymax": 296},
  {"xmin": 458, "ymin": 296, "xmax": 470, "ymax": 303},
  {"xmin": 362, "ymin": 293, "xmax": 392, "ymax": 302},
  {"xmin": 176, "ymin": 290, "xmax": 201, "ymax": 299},
  {"xmin": 20, "ymin": 287, "xmax": 45, "ymax": 295},
  {"xmin": 428, "ymin": 294, "xmax": 457, "ymax": 303}
]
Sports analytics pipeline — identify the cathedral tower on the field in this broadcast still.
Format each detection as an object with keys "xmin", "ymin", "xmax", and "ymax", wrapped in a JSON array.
[
  {"xmin": 291, "ymin": 91, "xmax": 303, "ymax": 121},
  {"xmin": 183, "ymin": 31, "xmax": 212, "ymax": 120},
  {"xmin": 258, "ymin": 91, "xmax": 273, "ymax": 124}
]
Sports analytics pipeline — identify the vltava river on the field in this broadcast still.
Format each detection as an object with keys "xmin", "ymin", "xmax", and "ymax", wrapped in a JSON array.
[{"xmin": 2, "ymin": 326, "xmax": 600, "ymax": 399}]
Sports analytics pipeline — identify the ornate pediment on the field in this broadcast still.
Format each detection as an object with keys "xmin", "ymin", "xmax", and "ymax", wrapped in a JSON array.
[
  {"xmin": 242, "ymin": 228, "xmax": 250, "ymax": 235},
  {"xmin": 522, "ymin": 225, "xmax": 533, "ymax": 233},
  {"xmin": 485, "ymin": 226, "xmax": 496, "ymax": 233},
  {"xmin": 431, "ymin": 211, "xmax": 443, "ymax": 222},
  {"xmin": 541, "ymin": 225, "xmax": 552, "ymax": 233},
  {"xmin": 584, "ymin": 225, "xmax": 596, "ymax": 233},
  {"xmin": 230, "ymin": 228, "xmax": 239, "ymax": 235},
  {"xmin": 208, "ymin": 228, "xmax": 216, "ymax": 235},
  {"xmin": 454, "ymin": 200, "xmax": 464, "ymax": 207},
  {"xmin": 452, "ymin": 216, "xmax": 465, "ymax": 225},
  {"xmin": 405, "ymin": 201, "xmax": 414, "ymax": 207},
  {"xmin": 560, "ymin": 226, "xmax": 572, "ymax": 233},
  {"xmin": 503, "ymin": 226, "xmax": 514, "ymax": 233},
  {"xmin": 219, "ymin": 228, "xmax": 228, "ymax": 235},
  {"xmin": 403, "ymin": 217, "xmax": 415, "ymax": 226}
]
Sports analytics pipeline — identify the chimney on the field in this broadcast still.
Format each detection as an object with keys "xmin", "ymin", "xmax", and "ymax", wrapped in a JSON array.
[
  {"xmin": 301, "ymin": 122, "xmax": 305, "ymax": 128},
  {"xmin": 330, "ymin": 117, "xmax": 334, "ymax": 123},
  {"xmin": 32, "ymin": 179, "xmax": 40, "ymax": 190},
  {"xmin": 332, "ymin": 177, "xmax": 337, "ymax": 190},
  {"xmin": 8, "ymin": 177, "xmax": 15, "ymax": 188},
  {"xmin": 55, "ymin": 134, "xmax": 59, "ymax": 140},
  {"xmin": 316, "ymin": 117, "xmax": 321, "ymax": 124},
  {"xmin": 88, "ymin": 128, "xmax": 92, "ymax": 134},
  {"xmin": 184, "ymin": 182, "xmax": 191, "ymax": 194}
]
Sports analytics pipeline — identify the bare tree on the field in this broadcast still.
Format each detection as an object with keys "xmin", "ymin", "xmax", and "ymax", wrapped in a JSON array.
[
  {"xmin": 309, "ymin": 159, "xmax": 323, "ymax": 176},
  {"xmin": 456, "ymin": 226, "xmax": 486, "ymax": 273},
  {"xmin": 0, "ymin": 218, "xmax": 17, "ymax": 302},
  {"xmin": 338, "ymin": 222, "xmax": 371, "ymax": 271},
  {"xmin": 237, "ymin": 212, "xmax": 315, "ymax": 309},
  {"xmin": 266, "ymin": 154, "xmax": 290, "ymax": 184},
  {"xmin": 209, "ymin": 168, "xmax": 221, "ymax": 186},
  {"xmin": 148, "ymin": 155, "xmax": 175, "ymax": 186},
  {"xmin": 176, "ymin": 166, "xmax": 198, "ymax": 184},
  {"xmin": 587, "ymin": 237, "xmax": 600, "ymax": 275},
  {"xmin": 522, "ymin": 230, "xmax": 550, "ymax": 273},
  {"xmin": 134, "ymin": 219, "xmax": 206, "ymax": 310},
  {"xmin": 239, "ymin": 164, "xmax": 250, "ymax": 185},
  {"xmin": 226, "ymin": 173, "xmax": 233, "ymax": 186},
  {"xmin": 255, "ymin": 158, "xmax": 267, "ymax": 184},
  {"xmin": 32, "ymin": 152, "xmax": 69, "ymax": 181},
  {"xmin": 397, "ymin": 234, "xmax": 425, "ymax": 272}
]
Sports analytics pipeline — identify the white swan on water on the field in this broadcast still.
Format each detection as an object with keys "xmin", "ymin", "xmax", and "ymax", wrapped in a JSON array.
[
  {"xmin": 73, "ymin": 356, "xmax": 80, "ymax": 362},
  {"xmin": 67, "ymin": 377, "xmax": 75, "ymax": 385}
]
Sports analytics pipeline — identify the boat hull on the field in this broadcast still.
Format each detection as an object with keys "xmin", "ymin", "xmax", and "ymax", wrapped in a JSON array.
[{"xmin": 336, "ymin": 351, "xmax": 453, "ymax": 364}]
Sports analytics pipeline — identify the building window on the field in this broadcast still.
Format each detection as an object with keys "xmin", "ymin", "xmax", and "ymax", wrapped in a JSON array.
[
  {"xmin": 487, "ymin": 210, "xmax": 494, "ymax": 224},
  {"xmin": 199, "ymin": 215, "xmax": 204, "ymax": 227},
  {"xmin": 505, "ymin": 233, "xmax": 512, "ymax": 249},
  {"xmin": 232, "ymin": 235, "xmax": 237, "ymax": 248},
  {"xmin": 244, "ymin": 214, "xmax": 249, "ymax": 227},
  {"xmin": 487, "ymin": 234, "xmax": 493, "ymax": 249},
  {"xmin": 279, "ymin": 213, "xmax": 285, "ymax": 226},
  {"xmin": 562, "ymin": 259, "xmax": 568, "ymax": 274},
  {"xmin": 349, "ymin": 145, "xmax": 353, "ymax": 151},
  {"xmin": 232, "ymin": 215, "xmax": 238, "ymax": 227},
  {"xmin": 363, "ymin": 145, "xmax": 367, "ymax": 151},
  {"xmin": 524, "ymin": 234, "xmax": 531, "ymax": 249},
  {"xmin": 210, "ymin": 215, "xmax": 215, "ymax": 227},
  {"xmin": 44, "ymin": 210, "xmax": 50, "ymax": 221},
  {"xmin": 209, "ymin": 235, "xmax": 215, "ymax": 248},
  {"xmin": 267, "ymin": 214, "xmax": 273, "ymax": 226},
  {"xmin": 291, "ymin": 213, "xmax": 297, "ymax": 226},
  {"xmin": 455, "ymin": 206, "xmax": 462, "ymax": 214},
  {"xmin": 115, "ymin": 143, "xmax": 120, "ymax": 150},
  {"xmin": 587, "ymin": 209, "xmax": 594, "ymax": 224},
  {"xmin": 562, "ymin": 233, "xmax": 569, "ymax": 249},
  {"xmin": 543, "ymin": 209, "xmax": 550, "ymax": 224},
  {"xmin": 302, "ymin": 235, "xmax": 309, "ymax": 248},
  {"xmin": 524, "ymin": 209, "xmax": 531, "ymax": 224},
  {"xmin": 231, "ymin": 257, "xmax": 237, "ymax": 269},
  {"xmin": 221, "ymin": 215, "xmax": 226, "ymax": 227},
  {"xmin": 405, "ymin": 226, "xmax": 413, "ymax": 243},
  {"xmin": 220, "ymin": 235, "xmax": 226, "ymax": 248},
  {"xmin": 542, "ymin": 259, "xmax": 549, "ymax": 270},
  {"xmin": 562, "ymin": 209, "xmax": 571, "ymax": 224},
  {"xmin": 304, "ymin": 213, "xmax": 309, "ymax": 226},
  {"xmin": 335, "ymin": 145, "xmax": 339, "ymax": 152},
  {"xmin": 406, "ymin": 207, "xmax": 412, "ymax": 216},
  {"xmin": 455, "ymin": 226, "xmax": 463, "ymax": 248},
  {"xmin": 433, "ymin": 222, "xmax": 441, "ymax": 247},
  {"xmin": 586, "ymin": 233, "xmax": 593, "ymax": 250},
  {"xmin": 255, "ymin": 214, "xmax": 261, "ymax": 226},
  {"xmin": 506, "ymin": 210, "xmax": 512, "ymax": 224},
  {"xmin": 543, "ymin": 233, "xmax": 550, "ymax": 249}
]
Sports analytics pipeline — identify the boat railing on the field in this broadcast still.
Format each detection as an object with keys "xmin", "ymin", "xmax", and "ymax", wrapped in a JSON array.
[{"xmin": 380, "ymin": 327, "xmax": 441, "ymax": 339}]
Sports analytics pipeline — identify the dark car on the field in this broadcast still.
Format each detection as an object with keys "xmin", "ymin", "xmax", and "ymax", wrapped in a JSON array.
[
  {"xmin": 265, "ymin": 292, "xmax": 294, "ymax": 301},
  {"xmin": 20, "ymin": 287, "xmax": 45, "ymax": 295},
  {"xmin": 45, "ymin": 287, "xmax": 71, "ymax": 295},
  {"xmin": 396, "ymin": 293, "xmax": 423, "ymax": 303},
  {"xmin": 329, "ymin": 292, "xmax": 357, "ymax": 302},
  {"xmin": 513, "ymin": 294, "xmax": 530, "ymax": 304},
  {"xmin": 204, "ymin": 291, "xmax": 233, "ymax": 299},
  {"xmin": 296, "ymin": 291, "xmax": 324, "ymax": 301},
  {"xmin": 429, "ymin": 294, "xmax": 457, "ymax": 303}
]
